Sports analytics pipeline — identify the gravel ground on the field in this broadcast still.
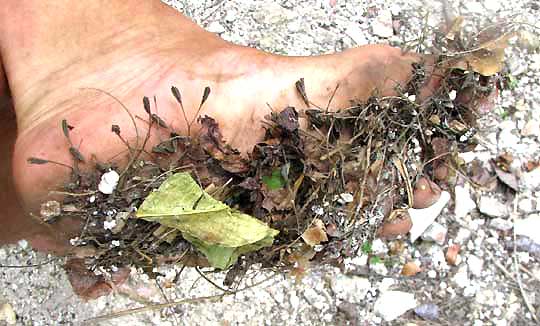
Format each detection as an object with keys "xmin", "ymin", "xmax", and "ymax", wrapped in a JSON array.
[{"xmin": 2, "ymin": 0, "xmax": 540, "ymax": 325}]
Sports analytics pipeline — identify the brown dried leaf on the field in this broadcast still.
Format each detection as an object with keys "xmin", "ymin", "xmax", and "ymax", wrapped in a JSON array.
[
  {"xmin": 272, "ymin": 106, "xmax": 299, "ymax": 132},
  {"xmin": 198, "ymin": 116, "xmax": 250, "ymax": 173},
  {"xmin": 451, "ymin": 33, "xmax": 514, "ymax": 76},
  {"xmin": 64, "ymin": 258, "xmax": 129, "ymax": 300},
  {"xmin": 261, "ymin": 187, "xmax": 291, "ymax": 211},
  {"xmin": 301, "ymin": 219, "xmax": 328, "ymax": 246},
  {"xmin": 220, "ymin": 158, "xmax": 251, "ymax": 174},
  {"xmin": 288, "ymin": 245, "xmax": 316, "ymax": 282}
]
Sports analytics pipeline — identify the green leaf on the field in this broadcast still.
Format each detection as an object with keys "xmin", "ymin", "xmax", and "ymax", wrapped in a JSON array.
[
  {"xmin": 184, "ymin": 233, "xmax": 275, "ymax": 270},
  {"xmin": 262, "ymin": 169, "xmax": 286, "ymax": 190},
  {"xmin": 369, "ymin": 256, "xmax": 382, "ymax": 265},
  {"xmin": 361, "ymin": 242, "xmax": 372, "ymax": 254},
  {"xmin": 136, "ymin": 173, "xmax": 278, "ymax": 269}
]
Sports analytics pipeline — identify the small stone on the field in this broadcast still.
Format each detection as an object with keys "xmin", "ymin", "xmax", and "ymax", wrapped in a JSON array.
[
  {"xmin": 454, "ymin": 186, "xmax": 476, "ymax": 219},
  {"xmin": 372, "ymin": 262, "xmax": 388, "ymax": 276},
  {"xmin": 465, "ymin": 1, "xmax": 484, "ymax": 13},
  {"xmin": 409, "ymin": 191, "xmax": 451, "ymax": 242},
  {"xmin": 374, "ymin": 291, "xmax": 417, "ymax": 321},
  {"xmin": 18, "ymin": 239, "xmax": 28, "ymax": 250},
  {"xmin": 0, "ymin": 303, "xmax": 16, "ymax": 325},
  {"xmin": 371, "ymin": 9, "xmax": 393, "ymax": 38},
  {"xmin": 467, "ymin": 255, "xmax": 483, "ymax": 277},
  {"xmin": 518, "ymin": 198, "xmax": 534, "ymax": 213},
  {"xmin": 446, "ymin": 244, "xmax": 461, "ymax": 266},
  {"xmin": 339, "ymin": 193, "xmax": 354, "ymax": 203},
  {"xmin": 421, "ymin": 222, "xmax": 447, "ymax": 245},
  {"xmin": 289, "ymin": 291, "xmax": 299, "ymax": 310},
  {"xmin": 223, "ymin": 9, "xmax": 237, "ymax": 22},
  {"xmin": 477, "ymin": 196, "xmax": 509, "ymax": 218},
  {"xmin": 345, "ymin": 22, "xmax": 368, "ymax": 45},
  {"xmin": 519, "ymin": 30, "xmax": 540, "ymax": 51},
  {"xmin": 455, "ymin": 227, "xmax": 472, "ymax": 244},
  {"xmin": 489, "ymin": 218, "xmax": 513, "ymax": 231},
  {"xmin": 449, "ymin": 90, "xmax": 457, "ymax": 100},
  {"xmin": 521, "ymin": 120, "xmax": 540, "ymax": 138},
  {"xmin": 414, "ymin": 303, "xmax": 439, "ymax": 320},
  {"xmin": 521, "ymin": 168, "xmax": 540, "ymax": 190},
  {"xmin": 498, "ymin": 125, "xmax": 521, "ymax": 150},
  {"xmin": 330, "ymin": 275, "xmax": 371, "ymax": 303},
  {"xmin": 483, "ymin": 1, "xmax": 501, "ymax": 11},
  {"xmin": 103, "ymin": 219, "xmax": 117, "ymax": 230},
  {"xmin": 401, "ymin": 262, "xmax": 421, "ymax": 276},
  {"xmin": 475, "ymin": 289, "xmax": 496, "ymax": 306},
  {"xmin": 98, "ymin": 170, "xmax": 120, "ymax": 195},
  {"xmin": 427, "ymin": 270, "xmax": 437, "ymax": 278},
  {"xmin": 206, "ymin": 21, "xmax": 226, "ymax": 34},
  {"xmin": 371, "ymin": 239, "xmax": 388, "ymax": 255},
  {"xmin": 514, "ymin": 215, "xmax": 540, "ymax": 245},
  {"xmin": 40, "ymin": 200, "xmax": 61, "ymax": 220},
  {"xmin": 453, "ymin": 265, "xmax": 469, "ymax": 288},
  {"xmin": 89, "ymin": 195, "xmax": 96, "ymax": 203}
]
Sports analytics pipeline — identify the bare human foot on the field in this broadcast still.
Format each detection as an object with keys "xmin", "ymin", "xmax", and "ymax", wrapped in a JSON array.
[{"xmin": 0, "ymin": 0, "xmax": 439, "ymax": 253}]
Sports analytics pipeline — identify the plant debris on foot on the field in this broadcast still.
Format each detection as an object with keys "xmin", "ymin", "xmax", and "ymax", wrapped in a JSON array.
[{"xmin": 30, "ymin": 23, "xmax": 513, "ymax": 299}]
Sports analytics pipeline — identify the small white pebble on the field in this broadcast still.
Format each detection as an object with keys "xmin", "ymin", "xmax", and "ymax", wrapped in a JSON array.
[
  {"xmin": 449, "ymin": 90, "xmax": 457, "ymax": 100},
  {"xmin": 312, "ymin": 205, "xmax": 324, "ymax": 215},
  {"xmin": 18, "ymin": 239, "xmax": 29, "ymax": 250},
  {"xmin": 98, "ymin": 170, "xmax": 120, "ymax": 195},
  {"xmin": 111, "ymin": 240, "xmax": 120, "ymax": 247},
  {"xmin": 111, "ymin": 265, "xmax": 118, "ymax": 272},
  {"xmin": 103, "ymin": 219, "xmax": 117, "ymax": 230},
  {"xmin": 89, "ymin": 195, "xmax": 96, "ymax": 203},
  {"xmin": 428, "ymin": 270, "xmax": 437, "ymax": 278},
  {"xmin": 408, "ymin": 94, "xmax": 416, "ymax": 102},
  {"xmin": 339, "ymin": 193, "xmax": 354, "ymax": 203}
]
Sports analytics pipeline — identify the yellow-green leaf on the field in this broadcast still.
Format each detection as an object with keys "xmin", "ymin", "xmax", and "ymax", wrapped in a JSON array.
[{"xmin": 136, "ymin": 173, "xmax": 278, "ymax": 268}]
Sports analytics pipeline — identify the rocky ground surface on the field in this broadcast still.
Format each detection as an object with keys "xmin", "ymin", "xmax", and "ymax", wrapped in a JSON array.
[{"xmin": 1, "ymin": 0, "xmax": 540, "ymax": 325}]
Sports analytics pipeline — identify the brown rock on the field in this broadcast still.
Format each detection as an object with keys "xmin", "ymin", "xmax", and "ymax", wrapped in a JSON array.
[
  {"xmin": 412, "ymin": 177, "xmax": 441, "ymax": 209},
  {"xmin": 378, "ymin": 209, "xmax": 412, "ymax": 239},
  {"xmin": 446, "ymin": 244, "xmax": 461, "ymax": 266},
  {"xmin": 401, "ymin": 262, "xmax": 422, "ymax": 276}
]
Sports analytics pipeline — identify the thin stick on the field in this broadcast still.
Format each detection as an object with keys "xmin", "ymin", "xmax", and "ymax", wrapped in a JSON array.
[
  {"xmin": 154, "ymin": 278, "xmax": 180, "ymax": 326},
  {"xmin": 80, "ymin": 87, "xmax": 140, "ymax": 153},
  {"xmin": 195, "ymin": 267, "xmax": 234, "ymax": 294},
  {"xmin": 0, "ymin": 258, "xmax": 60, "ymax": 269},
  {"xmin": 511, "ymin": 195, "xmax": 538, "ymax": 323},
  {"xmin": 82, "ymin": 273, "xmax": 277, "ymax": 324},
  {"xmin": 325, "ymin": 83, "xmax": 340, "ymax": 113}
]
